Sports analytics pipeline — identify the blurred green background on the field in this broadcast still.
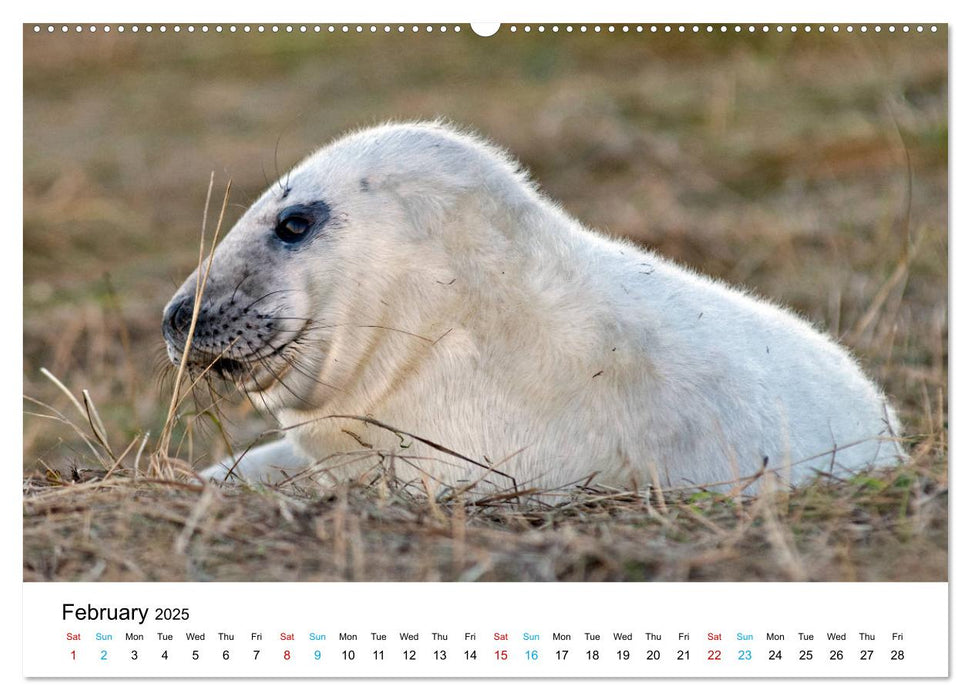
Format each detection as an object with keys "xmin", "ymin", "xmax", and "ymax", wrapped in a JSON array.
[{"xmin": 23, "ymin": 25, "xmax": 947, "ymax": 471}]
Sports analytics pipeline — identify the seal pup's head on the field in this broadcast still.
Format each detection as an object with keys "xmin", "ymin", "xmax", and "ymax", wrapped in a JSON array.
[{"xmin": 162, "ymin": 121, "xmax": 534, "ymax": 413}]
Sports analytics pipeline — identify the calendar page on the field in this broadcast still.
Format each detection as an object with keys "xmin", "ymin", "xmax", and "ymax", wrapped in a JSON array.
[{"xmin": 21, "ymin": 12, "xmax": 949, "ymax": 685}]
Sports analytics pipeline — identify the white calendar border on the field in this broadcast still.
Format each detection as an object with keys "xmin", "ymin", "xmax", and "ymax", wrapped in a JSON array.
[{"xmin": 9, "ymin": 0, "xmax": 961, "ymax": 695}]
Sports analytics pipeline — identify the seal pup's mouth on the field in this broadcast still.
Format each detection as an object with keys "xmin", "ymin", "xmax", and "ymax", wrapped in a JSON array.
[
  {"xmin": 231, "ymin": 319, "xmax": 315, "ymax": 396},
  {"xmin": 209, "ymin": 356, "xmax": 247, "ymax": 379},
  {"xmin": 166, "ymin": 317, "xmax": 312, "ymax": 396}
]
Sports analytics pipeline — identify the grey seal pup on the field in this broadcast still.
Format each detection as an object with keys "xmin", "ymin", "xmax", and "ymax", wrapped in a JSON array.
[{"xmin": 162, "ymin": 122, "xmax": 903, "ymax": 493}]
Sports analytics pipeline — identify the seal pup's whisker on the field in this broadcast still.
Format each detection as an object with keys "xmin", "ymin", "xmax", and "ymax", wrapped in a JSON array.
[
  {"xmin": 247, "ymin": 352, "xmax": 321, "ymax": 410},
  {"xmin": 272, "ymin": 351, "xmax": 343, "ymax": 395},
  {"xmin": 242, "ymin": 288, "xmax": 298, "ymax": 310},
  {"xmin": 227, "ymin": 273, "xmax": 250, "ymax": 306}
]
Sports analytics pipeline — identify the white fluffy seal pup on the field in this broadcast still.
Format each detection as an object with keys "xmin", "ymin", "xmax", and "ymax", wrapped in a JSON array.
[{"xmin": 162, "ymin": 121, "xmax": 903, "ymax": 495}]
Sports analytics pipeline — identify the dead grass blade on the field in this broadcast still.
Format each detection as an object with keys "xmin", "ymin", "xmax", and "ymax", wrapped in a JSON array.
[
  {"xmin": 24, "ymin": 394, "xmax": 104, "ymax": 464},
  {"xmin": 82, "ymin": 389, "xmax": 114, "ymax": 460},
  {"xmin": 276, "ymin": 413, "xmax": 520, "ymax": 491},
  {"xmin": 157, "ymin": 174, "xmax": 232, "ymax": 460}
]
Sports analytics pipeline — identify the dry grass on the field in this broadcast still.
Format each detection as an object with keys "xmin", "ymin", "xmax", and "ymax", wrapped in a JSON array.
[
  {"xmin": 23, "ymin": 452, "xmax": 946, "ymax": 582},
  {"xmin": 23, "ymin": 27, "xmax": 947, "ymax": 581}
]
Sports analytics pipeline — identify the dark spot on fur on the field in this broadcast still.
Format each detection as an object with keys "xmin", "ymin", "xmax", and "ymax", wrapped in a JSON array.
[{"xmin": 359, "ymin": 177, "xmax": 370, "ymax": 192}]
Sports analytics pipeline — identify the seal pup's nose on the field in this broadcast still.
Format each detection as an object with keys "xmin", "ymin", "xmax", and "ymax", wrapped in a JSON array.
[{"xmin": 162, "ymin": 295, "xmax": 194, "ymax": 343}]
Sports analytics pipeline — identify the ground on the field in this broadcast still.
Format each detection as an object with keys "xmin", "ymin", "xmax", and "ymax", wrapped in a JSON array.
[{"xmin": 23, "ymin": 25, "xmax": 947, "ymax": 582}]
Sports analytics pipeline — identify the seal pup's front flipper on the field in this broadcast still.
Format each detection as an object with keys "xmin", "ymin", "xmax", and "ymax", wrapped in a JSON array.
[{"xmin": 199, "ymin": 438, "xmax": 308, "ymax": 484}]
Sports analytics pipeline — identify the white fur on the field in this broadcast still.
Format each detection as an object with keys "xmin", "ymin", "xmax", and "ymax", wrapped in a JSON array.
[{"xmin": 178, "ymin": 121, "xmax": 903, "ymax": 494}]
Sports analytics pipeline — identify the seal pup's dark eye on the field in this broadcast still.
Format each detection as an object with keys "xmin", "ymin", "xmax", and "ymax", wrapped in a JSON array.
[
  {"xmin": 273, "ymin": 201, "xmax": 330, "ymax": 245},
  {"xmin": 275, "ymin": 213, "xmax": 313, "ymax": 243}
]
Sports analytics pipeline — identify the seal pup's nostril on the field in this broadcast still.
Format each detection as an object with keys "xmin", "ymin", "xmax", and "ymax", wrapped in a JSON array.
[{"xmin": 163, "ymin": 295, "xmax": 194, "ymax": 341}]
